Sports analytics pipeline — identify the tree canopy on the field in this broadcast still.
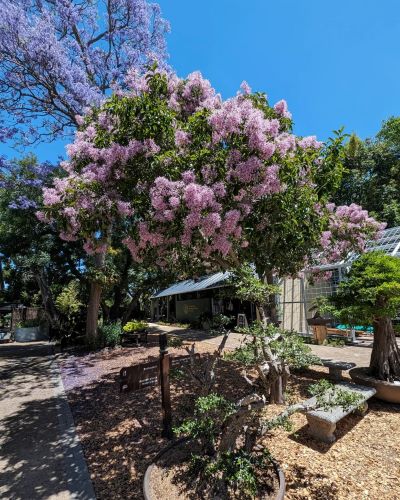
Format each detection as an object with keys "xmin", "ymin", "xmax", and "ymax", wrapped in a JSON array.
[
  {"xmin": 331, "ymin": 251, "xmax": 400, "ymax": 325},
  {"xmin": 42, "ymin": 68, "xmax": 382, "ymax": 284},
  {"xmin": 0, "ymin": 0, "xmax": 170, "ymax": 143},
  {"xmin": 334, "ymin": 119, "xmax": 400, "ymax": 228}
]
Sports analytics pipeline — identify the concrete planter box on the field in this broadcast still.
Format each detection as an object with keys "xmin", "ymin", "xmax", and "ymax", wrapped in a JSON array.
[{"xmin": 15, "ymin": 326, "xmax": 48, "ymax": 342}]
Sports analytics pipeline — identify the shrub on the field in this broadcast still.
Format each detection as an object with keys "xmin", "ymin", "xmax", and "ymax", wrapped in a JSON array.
[
  {"xmin": 122, "ymin": 320, "xmax": 148, "ymax": 333},
  {"xmin": 98, "ymin": 322, "xmax": 122, "ymax": 347},
  {"xmin": 55, "ymin": 281, "xmax": 84, "ymax": 338},
  {"xmin": 18, "ymin": 318, "xmax": 41, "ymax": 328}
]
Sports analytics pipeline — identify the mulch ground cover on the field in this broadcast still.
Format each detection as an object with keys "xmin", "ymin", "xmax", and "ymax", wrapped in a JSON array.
[{"xmin": 59, "ymin": 334, "xmax": 400, "ymax": 500}]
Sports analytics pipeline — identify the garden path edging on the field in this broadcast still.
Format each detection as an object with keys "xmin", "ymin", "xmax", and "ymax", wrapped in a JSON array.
[{"xmin": 50, "ymin": 346, "xmax": 97, "ymax": 500}]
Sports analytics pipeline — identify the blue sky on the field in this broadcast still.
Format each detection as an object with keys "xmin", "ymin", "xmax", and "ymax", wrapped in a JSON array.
[{"xmin": 2, "ymin": 0, "xmax": 400, "ymax": 162}]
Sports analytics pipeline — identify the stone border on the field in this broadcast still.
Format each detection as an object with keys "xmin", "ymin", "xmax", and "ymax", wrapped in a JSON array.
[{"xmin": 49, "ymin": 345, "xmax": 97, "ymax": 500}]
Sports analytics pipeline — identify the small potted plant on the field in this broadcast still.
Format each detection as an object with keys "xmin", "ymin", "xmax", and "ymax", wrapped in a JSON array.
[{"xmin": 122, "ymin": 320, "xmax": 149, "ymax": 345}]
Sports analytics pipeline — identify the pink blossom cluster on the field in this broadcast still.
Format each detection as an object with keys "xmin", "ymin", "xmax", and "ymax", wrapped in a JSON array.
[
  {"xmin": 169, "ymin": 71, "xmax": 222, "ymax": 115},
  {"xmin": 209, "ymin": 96, "xmax": 280, "ymax": 158},
  {"xmin": 273, "ymin": 99, "xmax": 292, "ymax": 119},
  {"xmin": 41, "ymin": 67, "xmax": 381, "ymax": 272},
  {"xmin": 319, "ymin": 203, "xmax": 386, "ymax": 264}
]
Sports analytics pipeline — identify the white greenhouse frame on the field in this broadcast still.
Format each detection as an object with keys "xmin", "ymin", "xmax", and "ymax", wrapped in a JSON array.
[{"xmin": 280, "ymin": 226, "xmax": 400, "ymax": 334}]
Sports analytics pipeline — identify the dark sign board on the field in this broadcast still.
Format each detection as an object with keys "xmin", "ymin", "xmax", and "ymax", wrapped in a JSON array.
[
  {"xmin": 119, "ymin": 353, "xmax": 200, "ymax": 393},
  {"xmin": 170, "ymin": 353, "xmax": 200, "ymax": 368},
  {"xmin": 120, "ymin": 360, "xmax": 159, "ymax": 392}
]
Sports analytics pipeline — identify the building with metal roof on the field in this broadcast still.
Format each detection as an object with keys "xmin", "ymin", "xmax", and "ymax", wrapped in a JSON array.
[
  {"xmin": 151, "ymin": 272, "xmax": 231, "ymax": 299},
  {"xmin": 152, "ymin": 226, "xmax": 400, "ymax": 329},
  {"xmin": 150, "ymin": 271, "xmax": 258, "ymax": 324}
]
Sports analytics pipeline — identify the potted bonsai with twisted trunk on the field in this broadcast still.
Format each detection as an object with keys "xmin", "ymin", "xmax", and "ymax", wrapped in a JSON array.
[
  {"xmin": 330, "ymin": 251, "xmax": 400, "ymax": 402},
  {"xmin": 224, "ymin": 265, "xmax": 320, "ymax": 403}
]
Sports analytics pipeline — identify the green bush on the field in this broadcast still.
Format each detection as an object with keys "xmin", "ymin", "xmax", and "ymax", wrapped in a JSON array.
[
  {"xmin": 18, "ymin": 318, "xmax": 41, "ymax": 328},
  {"xmin": 99, "ymin": 322, "xmax": 122, "ymax": 347},
  {"xmin": 122, "ymin": 320, "xmax": 148, "ymax": 333}
]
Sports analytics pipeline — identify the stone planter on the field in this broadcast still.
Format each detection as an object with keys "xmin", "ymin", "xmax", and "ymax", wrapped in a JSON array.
[
  {"xmin": 349, "ymin": 367, "xmax": 400, "ymax": 404},
  {"xmin": 14, "ymin": 326, "xmax": 48, "ymax": 342},
  {"xmin": 143, "ymin": 438, "xmax": 286, "ymax": 500}
]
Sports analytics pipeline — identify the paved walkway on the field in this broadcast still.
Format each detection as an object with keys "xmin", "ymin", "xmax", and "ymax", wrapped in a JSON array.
[
  {"xmin": 148, "ymin": 322, "xmax": 373, "ymax": 367},
  {"xmin": 0, "ymin": 342, "xmax": 95, "ymax": 500}
]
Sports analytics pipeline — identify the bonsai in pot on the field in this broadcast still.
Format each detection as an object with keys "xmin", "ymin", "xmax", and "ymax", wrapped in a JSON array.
[{"xmin": 330, "ymin": 252, "xmax": 400, "ymax": 401}]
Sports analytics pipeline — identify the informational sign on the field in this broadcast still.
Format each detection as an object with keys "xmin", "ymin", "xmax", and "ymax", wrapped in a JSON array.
[
  {"xmin": 119, "ymin": 354, "xmax": 200, "ymax": 392},
  {"xmin": 184, "ymin": 304, "xmax": 199, "ymax": 314},
  {"xmin": 119, "ymin": 335, "xmax": 203, "ymax": 440},
  {"xmin": 120, "ymin": 360, "xmax": 160, "ymax": 392},
  {"xmin": 170, "ymin": 353, "xmax": 200, "ymax": 368}
]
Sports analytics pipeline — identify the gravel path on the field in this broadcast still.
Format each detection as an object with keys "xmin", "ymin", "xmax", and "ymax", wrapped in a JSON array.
[{"xmin": 59, "ymin": 327, "xmax": 400, "ymax": 500}]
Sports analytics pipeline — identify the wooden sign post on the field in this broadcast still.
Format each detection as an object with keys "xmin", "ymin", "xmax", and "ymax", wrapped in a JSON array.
[
  {"xmin": 159, "ymin": 332, "xmax": 173, "ymax": 439},
  {"xmin": 120, "ymin": 333, "xmax": 199, "ymax": 440}
]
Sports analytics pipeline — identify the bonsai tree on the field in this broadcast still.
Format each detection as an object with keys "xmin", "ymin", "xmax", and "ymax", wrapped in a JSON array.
[
  {"xmin": 331, "ymin": 251, "xmax": 400, "ymax": 381},
  {"xmin": 225, "ymin": 321, "xmax": 320, "ymax": 403},
  {"xmin": 221, "ymin": 264, "xmax": 320, "ymax": 403},
  {"xmin": 174, "ymin": 372, "xmax": 362, "ymax": 497}
]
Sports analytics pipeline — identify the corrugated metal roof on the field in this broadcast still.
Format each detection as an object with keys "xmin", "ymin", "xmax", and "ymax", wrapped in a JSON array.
[{"xmin": 152, "ymin": 271, "xmax": 231, "ymax": 299}]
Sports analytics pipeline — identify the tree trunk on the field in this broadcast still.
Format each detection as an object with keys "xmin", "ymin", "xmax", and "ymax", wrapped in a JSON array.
[
  {"xmin": 85, "ymin": 252, "xmax": 106, "ymax": 344},
  {"xmin": 35, "ymin": 268, "xmax": 59, "ymax": 328},
  {"xmin": 265, "ymin": 271, "xmax": 279, "ymax": 325},
  {"xmin": 86, "ymin": 281, "xmax": 103, "ymax": 345},
  {"xmin": 109, "ymin": 252, "xmax": 131, "ymax": 321},
  {"xmin": 251, "ymin": 311, "xmax": 286, "ymax": 405},
  {"xmin": 121, "ymin": 295, "xmax": 140, "ymax": 325},
  {"xmin": 370, "ymin": 316, "xmax": 400, "ymax": 381}
]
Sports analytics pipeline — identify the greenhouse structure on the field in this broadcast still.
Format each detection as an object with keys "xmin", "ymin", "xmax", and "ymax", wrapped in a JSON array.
[
  {"xmin": 280, "ymin": 225, "xmax": 400, "ymax": 333},
  {"xmin": 152, "ymin": 226, "xmax": 400, "ymax": 332}
]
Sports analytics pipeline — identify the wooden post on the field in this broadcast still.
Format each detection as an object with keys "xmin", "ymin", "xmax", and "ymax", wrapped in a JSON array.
[
  {"xmin": 312, "ymin": 325, "xmax": 327, "ymax": 345},
  {"xmin": 159, "ymin": 333, "xmax": 173, "ymax": 439}
]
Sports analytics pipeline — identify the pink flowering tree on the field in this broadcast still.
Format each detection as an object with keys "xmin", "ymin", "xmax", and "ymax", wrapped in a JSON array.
[{"xmin": 41, "ymin": 68, "xmax": 383, "ymax": 343}]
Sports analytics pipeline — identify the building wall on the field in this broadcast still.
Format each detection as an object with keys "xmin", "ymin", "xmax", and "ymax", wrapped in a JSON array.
[
  {"xmin": 175, "ymin": 298, "xmax": 211, "ymax": 322},
  {"xmin": 280, "ymin": 278, "xmax": 308, "ymax": 333},
  {"xmin": 280, "ymin": 270, "xmax": 343, "ymax": 334}
]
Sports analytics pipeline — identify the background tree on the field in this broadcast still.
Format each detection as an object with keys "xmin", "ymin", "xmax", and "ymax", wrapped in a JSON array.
[
  {"xmin": 0, "ymin": 0, "xmax": 170, "ymax": 334},
  {"xmin": 330, "ymin": 251, "xmax": 400, "ymax": 381},
  {"xmin": 0, "ymin": 155, "xmax": 84, "ymax": 327},
  {"xmin": 334, "ymin": 120, "xmax": 400, "ymax": 227},
  {"xmin": 0, "ymin": 0, "xmax": 170, "ymax": 144}
]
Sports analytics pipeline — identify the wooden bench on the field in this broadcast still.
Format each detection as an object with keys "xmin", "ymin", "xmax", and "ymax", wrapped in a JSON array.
[
  {"xmin": 121, "ymin": 329, "xmax": 148, "ymax": 346},
  {"xmin": 301, "ymin": 382, "xmax": 376, "ymax": 443},
  {"xmin": 321, "ymin": 359, "xmax": 356, "ymax": 380}
]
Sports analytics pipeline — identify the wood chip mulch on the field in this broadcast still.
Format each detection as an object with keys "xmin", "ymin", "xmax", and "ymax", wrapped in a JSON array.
[{"xmin": 59, "ymin": 334, "xmax": 400, "ymax": 500}]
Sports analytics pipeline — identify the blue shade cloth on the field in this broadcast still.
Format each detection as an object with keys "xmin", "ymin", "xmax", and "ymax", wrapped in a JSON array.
[{"xmin": 336, "ymin": 324, "xmax": 373, "ymax": 333}]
